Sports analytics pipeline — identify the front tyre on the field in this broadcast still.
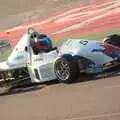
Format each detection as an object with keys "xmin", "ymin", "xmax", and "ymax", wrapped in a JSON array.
[{"xmin": 54, "ymin": 55, "xmax": 79, "ymax": 83}]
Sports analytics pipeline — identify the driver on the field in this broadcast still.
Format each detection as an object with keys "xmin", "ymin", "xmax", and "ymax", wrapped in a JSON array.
[{"xmin": 30, "ymin": 31, "xmax": 53, "ymax": 54}]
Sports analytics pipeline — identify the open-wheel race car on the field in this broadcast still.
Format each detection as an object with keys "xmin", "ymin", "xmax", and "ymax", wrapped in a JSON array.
[{"xmin": 0, "ymin": 28, "xmax": 120, "ymax": 90}]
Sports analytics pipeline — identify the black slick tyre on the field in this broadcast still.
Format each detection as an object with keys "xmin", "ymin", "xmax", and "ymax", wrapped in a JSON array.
[{"xmin": 54, "ymin": 54, "xmax": 79, "ymax": 83}]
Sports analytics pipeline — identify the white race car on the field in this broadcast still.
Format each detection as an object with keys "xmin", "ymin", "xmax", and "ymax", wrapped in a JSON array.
[{"xmin": 0, "ymin": 28, "xmax": 120, "ymax": 89}]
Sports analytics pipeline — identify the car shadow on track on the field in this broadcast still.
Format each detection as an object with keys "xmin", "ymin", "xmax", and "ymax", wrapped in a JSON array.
[
  {"xmin": 0, "ymin": 70, "xmax": 120, "ymax": 96},
  {"xmin": 74, "ymin": 71, "xmax": 120, "ymax": 84},
  {"xmin": 0, "ymin": 83, "xmax": 45, "ymax": 96},
  {"xmin": 0, "ymin": 79, "xmax": 60, "ymax": 96}
]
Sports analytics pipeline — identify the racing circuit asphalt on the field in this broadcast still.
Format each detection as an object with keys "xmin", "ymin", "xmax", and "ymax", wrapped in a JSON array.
[
  {"xmin": 0, "ymin": 74, "xmax": 120, "ymax": 120},
  {"xmin": 0, "ymin": 0, "xmax": 120, "ymax": 120}
]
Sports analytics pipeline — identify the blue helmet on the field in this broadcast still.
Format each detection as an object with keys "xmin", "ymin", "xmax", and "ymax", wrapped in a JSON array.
[{"xmin": 30, "ymin": 31, "xmax": 53, "ymax": 54}]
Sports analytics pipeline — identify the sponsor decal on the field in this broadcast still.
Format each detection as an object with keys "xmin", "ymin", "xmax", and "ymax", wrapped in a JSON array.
[
  {"xmin": 86, "ymin": 67, "xmax": 94, "ymax": 73},
  {"xmin": 40, "ymin": 67, "xmax": 53, "ymax": 78},
  {"xmin": 14, "ymin": 55, "xmax": 24, "ymax": 60},
  {"xmin": 85, "ymin": 64, "xmax": 103, "ymax": 73},
  {"xmin": 91, "ymin": 44, "xmax": 120, "ymax": 59},
  {"xmin": 80, "ymin": 40, "xmax": 88, "ymax": 45},
  {"xmin": 91, "ymin": 48, "xmax": 104, "ymax": 53}
]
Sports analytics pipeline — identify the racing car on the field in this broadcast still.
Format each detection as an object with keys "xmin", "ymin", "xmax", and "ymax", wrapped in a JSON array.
[
  {"xmin": 28, "ymin": 33, "xmax": 120, "ymax": 84},
  {"xmin": 0, "ymin": 28, "xmax": 120, "ymax": 89}
]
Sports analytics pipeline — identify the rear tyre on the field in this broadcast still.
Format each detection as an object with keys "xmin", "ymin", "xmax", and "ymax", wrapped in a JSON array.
[
  {"xmin": 54, "ymin": 54, "xmax": 79, "ymax": 83},
  {"xmin": 104, "ymin": 34, "xmax": 120, "ymax": 47}
]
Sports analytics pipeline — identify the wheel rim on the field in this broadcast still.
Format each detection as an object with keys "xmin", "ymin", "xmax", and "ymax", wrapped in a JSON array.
[{"xmin": 55, "ymin": 59, "xmax": 70, "ymax": 81}]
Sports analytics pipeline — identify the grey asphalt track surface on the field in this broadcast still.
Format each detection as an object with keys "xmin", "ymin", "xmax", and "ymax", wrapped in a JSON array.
[{"xmin": 0, "ymin": 74, "xmax": 120, "ymax": 120}]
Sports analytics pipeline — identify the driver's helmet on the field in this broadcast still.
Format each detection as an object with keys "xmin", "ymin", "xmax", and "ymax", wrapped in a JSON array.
[
  {"xmin": 30, "ymin": 31, "xmax": 52, "ymax": 54},
  {"xmin": 35, "ymin": 34, "xmax": 52, "ymax": 50}
]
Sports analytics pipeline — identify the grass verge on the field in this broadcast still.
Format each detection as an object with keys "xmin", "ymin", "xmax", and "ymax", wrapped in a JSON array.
[
  {"xmin": 56, "ymin": 28, "xmax": 120, "ymax": 45},
  {"xmin": 0, "ymin": 46, "xmax": 12, "ymax": 61}
]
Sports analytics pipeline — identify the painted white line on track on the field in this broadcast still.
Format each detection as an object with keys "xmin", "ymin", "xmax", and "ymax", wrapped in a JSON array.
[
  {"xmin": 104, "ymin": 84, "xmax": 120, "ymax": 89},
  {"xmin": 65, "ymin": 112, "xmax": 120, "ymax": 120}
]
